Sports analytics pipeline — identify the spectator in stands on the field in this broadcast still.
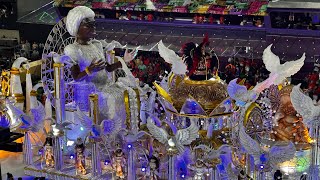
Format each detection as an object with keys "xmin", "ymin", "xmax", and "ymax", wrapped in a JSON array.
[
  {"xmin": 138, "ymin": 60, "xmax": 147, "ymax": 71},
  {"xmin": 224, "ymin": 58, "xmax": 236, "ymax": 83},
  {"xmin": 32, "ymin": 42, "xmax": 39, "ymax": 50},
  {"xmin": 31, "ymin": 49, "xmax": 40, "ymax": 60}
]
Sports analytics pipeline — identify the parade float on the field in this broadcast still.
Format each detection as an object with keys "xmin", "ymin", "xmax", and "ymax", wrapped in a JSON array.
[{"xmin": 1, "ymin": 5, "xmax": 320, "ymax": 180}]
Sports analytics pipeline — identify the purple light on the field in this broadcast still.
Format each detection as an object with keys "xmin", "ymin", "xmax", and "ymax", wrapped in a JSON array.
[
  {"xmin": 181, "ymin": 174, "xmax": 185, "ymax": 178},
  {"xmin": 104, "ymin": 160, "xmax": 110, "ymax": 165},
  {"xmin": 141, "ymin": 167, "xmax": 146, "ymax": 172},
  {"xmin": 70, "ymin": 155, "xmax": 74, "ymax": 159},
  {"xmin": 127, "ymin": 144, "xmax": 132, "ymax": 149},
  {"xmin": 260, "ymin": 165, "xmax": 264, "ymax": 169},
  {"xmin": 0, "ymin": 115, "xmax": 9, "ymax": 128}
]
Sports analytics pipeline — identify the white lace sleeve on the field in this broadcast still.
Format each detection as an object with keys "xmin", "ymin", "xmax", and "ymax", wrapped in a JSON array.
[{"xmin": 64, "ymin": 44, "xmax": 79, "ymax": 66}]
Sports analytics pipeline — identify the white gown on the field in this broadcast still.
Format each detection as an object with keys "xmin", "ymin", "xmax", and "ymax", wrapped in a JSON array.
[{"xmin": 64, "ymin": 40, "xmax": 129, "ymax": 122}]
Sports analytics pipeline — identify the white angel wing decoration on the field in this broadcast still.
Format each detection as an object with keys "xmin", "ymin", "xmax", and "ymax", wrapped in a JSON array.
[
  {"xmin": 75, "ymin": 106, "xmax": 93, "ymax": 130},
  {"xmin": 175, "ymin": 118, "xmax": 199, "ymax": 153},
  {"xmin": 290, "ymin": 84, "xmax": 320, "ymax": 126},
  {"xmin": 239, "ymin": 124, "xmax": 262, "ymax": 165},
  {"xmin": 158, "ymin": 40, "xmax": 187, "ymax": 75},
  {"xmin": 227, "ymin": 79, "xmax": 257, "ymax": 106},
  {"xmin": 100, "ymin": 116, "xmax": 123, "ymax": 139},
  {"xmin": 146, "ymin": 117, "xmax": 169, "ymax": 144},
  {"xmin": 262, "ymin": 44, "xmax": 305, "ymax": 85},
  {"xmin": 280, "ymin": 54, "xmax": 305, "ymax": 78},
  {"xmin": 227, "ymin": 79, "xmax": 248, "ymax": 101},
  {"xmin": 125, "ymin": 131, "xmax": 150, "ymax": 143},
  {"xmin": 262, "ymin": 44, "xmax": 280, "ymax": 73},
  {"xmin": 268, "ymin": 142, "xmax": 295, "ymax": 169}
]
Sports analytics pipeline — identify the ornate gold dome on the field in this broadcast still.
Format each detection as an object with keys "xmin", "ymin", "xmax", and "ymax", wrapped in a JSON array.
[
  {"xmin": 170, "ymin": 77, "xmax": 228, "ymax": 113},
  {"xmin": 154, "ymin": 75, "xmax": 230, "ymax": 117}
]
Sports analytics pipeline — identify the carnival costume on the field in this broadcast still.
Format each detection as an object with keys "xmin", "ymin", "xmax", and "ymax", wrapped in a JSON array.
[{"xmin": 64, "ymin": 6, "xmax": 138, "ymax": 124}]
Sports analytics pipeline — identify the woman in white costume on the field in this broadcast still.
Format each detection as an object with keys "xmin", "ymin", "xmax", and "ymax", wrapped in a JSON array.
[{"xmin": 64, "ymin": 6, "xmax": 137, "ymax": 121}]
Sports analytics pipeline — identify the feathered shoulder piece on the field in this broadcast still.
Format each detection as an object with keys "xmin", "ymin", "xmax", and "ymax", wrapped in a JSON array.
[{"xmin": 181, "ymin": 34, "xmax": 210, "ymax": 76}]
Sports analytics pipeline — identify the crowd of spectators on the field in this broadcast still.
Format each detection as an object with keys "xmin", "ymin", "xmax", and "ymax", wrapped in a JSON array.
[
  {"xmin": 128, "ymin": 51, "xmax": 171, "ymax": 86},
  {"xmin": 304, "ymin": 64, "xmax": 320, "ymax": 105},
  {"xmin": 271, "ymin": 12, "xmax": 320, "ymax": 30},
  {"xmin": 15, "ymin": 40, "xmax": 44, "ymax": 61},
  {"xmin": 222, "ymin": 57, "xmax": 269, "ymax": 88}
]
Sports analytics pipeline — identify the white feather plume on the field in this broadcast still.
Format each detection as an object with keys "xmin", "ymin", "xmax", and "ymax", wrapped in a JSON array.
[
  {"xmin": 263, "ymin": 44, "xmax": 305, "ymax": 85},
  {"xmin": 290, "ymin": 84, "xmax": 320, "ymax": 127},
  {"xmin": 158, "ymin": 40, "xmax": 187, "ymax": 75}
]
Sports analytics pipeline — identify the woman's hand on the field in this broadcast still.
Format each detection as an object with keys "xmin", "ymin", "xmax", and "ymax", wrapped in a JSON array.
[
  {"xmin": 88, "ymin": 58, "xmax": 105, "ymax": 73},
  {"xmin": 124, "ymin": 48, "xmax": 138, "ymax": 63}
]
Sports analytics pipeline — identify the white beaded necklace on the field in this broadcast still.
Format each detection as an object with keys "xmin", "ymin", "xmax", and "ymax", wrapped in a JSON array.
[{"xmin": 75, "ymin": 41, "xmax": 105, "ymax": 63}]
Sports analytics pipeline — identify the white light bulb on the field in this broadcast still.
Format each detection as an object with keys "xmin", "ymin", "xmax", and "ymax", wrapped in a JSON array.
[{"xmin": 168, "ymin": 139, "xmax": 175, "ymax": 147}]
